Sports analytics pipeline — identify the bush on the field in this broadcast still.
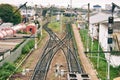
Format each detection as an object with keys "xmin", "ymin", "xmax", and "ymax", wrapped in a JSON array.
[
  {"xmin": 22, "ymin": 45, "xmax": 30, "ymax": 54},
  {"xmin": 0, "ymin": 62, "xmax": 16, "ymax": 80},
  {"xmin": 22, "ymin": 40, "xmax": 34, "ymax": 54},
  {"xmin": 28, "ymin": 40, "xmax": 35, "ymax": 49},
  {"xmin": 0, "ymin": 71, "xmax": 10, "ymax": 80},
  {"xmin": 3, "ymin": 62, "xmax": 16, "ymax": 72}
]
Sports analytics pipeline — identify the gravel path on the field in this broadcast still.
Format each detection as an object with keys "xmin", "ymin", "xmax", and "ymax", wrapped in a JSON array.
[{"xmin": 72, "ymin": 24, "xmax": 98, "ymax": 80}]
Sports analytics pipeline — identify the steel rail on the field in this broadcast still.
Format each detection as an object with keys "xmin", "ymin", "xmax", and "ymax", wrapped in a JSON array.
[
  {"xmin": 44, "ymin": 24, "xmax": 83, "ymax": 73},
  {"xmin": 31, "ymin": 23, "xmax": 84, "ymax": 80}
]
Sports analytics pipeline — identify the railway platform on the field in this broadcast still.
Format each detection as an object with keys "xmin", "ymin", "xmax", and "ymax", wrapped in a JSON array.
[{"xmin": 72, "ymin": 24, "xmax": 99, "ymax": 80}]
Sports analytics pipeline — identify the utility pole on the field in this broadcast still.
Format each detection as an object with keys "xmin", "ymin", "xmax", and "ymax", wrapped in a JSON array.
[
  {"xmin": 25, "ymin": 5, "xmax": 27, "ymax": 23},
  {"xmin": 97, "ymin": 23, "xmax": 100, "ymax": 68},
  {"xmin": 91, "ymin": 27, "xmax": 93, "ymax": 57},
  {"xmin": 70, "ymin": 0, "xmax": 72, "ymax": 20},
  {"xmin": 88, "ymin": 3, "xmax": 90, "ymax": 29},
  {"xmin": 34, "ymin": 4, "xmax": 38, "ymax": 49},
  {"xmin": 60, "ymin": 13, "xmax": 63, "ymax": 34},
  {"xmin": 86, "ymin": 3, "xmax": 90, "ymax": 52},
  {"xmin": 40, "ymin": 17, "xmax": 42, "ymax": 36},
  {"xmin": 34, "ymin": 25, "xmax": 37, "ymax": 49},
  {"xmin": 50, "ymin": 6, "xmax": 52, "ymax": 23},
  {"xmin": 40, "ymin": 6, "xmax": 43, "ymax": 36}
]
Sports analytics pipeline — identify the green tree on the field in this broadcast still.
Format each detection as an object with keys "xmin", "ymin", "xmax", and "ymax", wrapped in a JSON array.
[
  {"xmin": 0, "ymin": 4, "xmax": 22, "ymax": 24},
  {"xmin": 12, "ymin": 7, "xmax": 22, "ymax": 24}
]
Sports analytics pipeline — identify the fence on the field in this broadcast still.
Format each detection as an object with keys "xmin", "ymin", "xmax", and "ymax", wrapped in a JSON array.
[{"xmin": 0, "ymin": 38, "xmax": 32, "ymax": 67}]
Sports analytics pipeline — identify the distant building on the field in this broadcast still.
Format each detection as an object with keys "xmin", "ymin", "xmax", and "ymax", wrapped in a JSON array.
[
  {"xmin": 105, "ymin": 4, "xmax": 111, "ymax": 10},
  {"xmin": 93, "ymin": 5, "xmax": 102, "ymax": 12},
  {"xmin": 20, "ymin": 6, "xmax": 35, "ymax": 17},
  {"xmin": 20, "ymin": 5, "xmax": 36, "ymax": 23}
]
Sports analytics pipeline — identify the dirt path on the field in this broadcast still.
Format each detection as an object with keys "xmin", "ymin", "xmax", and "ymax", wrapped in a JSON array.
[{"xmin": 72, "ymin": 24, "xmax": 99, "ymax": 80}]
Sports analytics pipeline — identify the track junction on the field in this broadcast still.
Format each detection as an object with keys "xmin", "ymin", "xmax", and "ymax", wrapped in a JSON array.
[{"xmin": 31, "ymin": 22, "xmax": 90, "ymax": 80}]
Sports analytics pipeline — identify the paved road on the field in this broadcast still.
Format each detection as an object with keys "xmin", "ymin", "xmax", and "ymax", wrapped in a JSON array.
[{"xmin": 72, "ymin": 24, "xmax": 98, "ymax": 80}]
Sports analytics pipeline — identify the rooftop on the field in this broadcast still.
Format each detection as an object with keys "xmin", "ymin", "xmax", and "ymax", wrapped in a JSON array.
[{"xmin": 90, "ymin": 12, "xmax": 120, "ymax": 24}]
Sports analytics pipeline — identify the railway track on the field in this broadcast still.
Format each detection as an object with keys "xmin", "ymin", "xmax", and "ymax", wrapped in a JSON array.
[{"xmin": 31, "ymin": 23, "xmax": 84, "ymax": 80}]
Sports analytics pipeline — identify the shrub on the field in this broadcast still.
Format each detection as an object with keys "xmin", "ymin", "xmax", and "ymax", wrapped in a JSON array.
[
  {"xmin": 22, "ymin": 40, "xmax": 34, "ymax": 54},
  {"xmin": 28, "ymin": 40, "xmax": 35, "ymax": 49},
  {"xmin": 22, "ymin": 45, "xmax": 30, "ymax": 54},
  {"xmin": 0, "ymin": 62, "xmax": 16, "ymax": 80},
  {"xmin": 3, "ymin": 62, "xmax": 16, "ymax": 72},
  {"xmin": 0, "ymin": 71, "xmax": 10, "ymax": 80}
]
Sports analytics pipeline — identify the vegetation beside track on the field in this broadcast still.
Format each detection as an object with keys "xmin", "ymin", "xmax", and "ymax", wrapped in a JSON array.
[
  {"xmin": 0, "ymin": 39, "xmax": 35, "ymax": 80},
  {"xmin": 79, "ymin": 29, "xmax": 120, "ymax": 80}
]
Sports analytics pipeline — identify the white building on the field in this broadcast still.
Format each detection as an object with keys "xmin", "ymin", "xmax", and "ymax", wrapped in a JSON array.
[
  {"xmin": 89, "ymin": 12, "xmax": 120, "ymax": 67},
  {"xmin": 20, "ymin": 6, "xmax": 35, "ymax": 17},
  {"xmin": 105, "ymin": 4, "xmax": 111, "ymax": 10},
  {"xmin": 89, "ymin": 12, "xmax": 112, "ymax": 40},
  {"xmin": 93, "ymin": 5, "xmax": 102, "ymax": 12}
]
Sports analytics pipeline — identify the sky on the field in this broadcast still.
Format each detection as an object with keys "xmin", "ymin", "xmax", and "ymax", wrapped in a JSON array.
[{"xmin": 0, "ymin": 0, "xmax": 120, "ymax": 8}]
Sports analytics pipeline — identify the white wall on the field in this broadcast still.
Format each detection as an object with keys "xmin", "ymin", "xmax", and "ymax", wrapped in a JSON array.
[
  {"xmin": 20, "ymin": 9, "xmax": 35, "ymax": 17},
  {"xmin": 99, "ymin": 24, "xmax": 108, "ymax": 51},
  {"xmin": 89, "ymin": 24, "xmax": 98, "ymax": 39},
  {"xmin": 89, "ymin": 23, "xmax": 108, "ymax": 51}
]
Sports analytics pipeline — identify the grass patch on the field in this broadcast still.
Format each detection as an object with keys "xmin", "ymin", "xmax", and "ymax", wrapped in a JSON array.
[
  {"xmin": 79, "ymin": 29, "xmax": 120, "ymax": 80},
  {"xmin": 48, "ymin": 22, "xmax": 60, "ymax": 33},
  {"xmin": 37, "ymin": 29, "xmax": 47, "ymax": 48}
]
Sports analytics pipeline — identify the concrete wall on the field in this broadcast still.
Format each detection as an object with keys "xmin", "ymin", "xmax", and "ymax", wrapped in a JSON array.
[
  {"xmin": 89, "ymin": 24, "xmax": 98, "ymax": 40},
  {"xmin": 99, "ymin": 24, "xmax": 108, "ymax": 51},
  {"xmin": 0, "ymin": 38, "xmax": 31, "ymax": 67}
]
